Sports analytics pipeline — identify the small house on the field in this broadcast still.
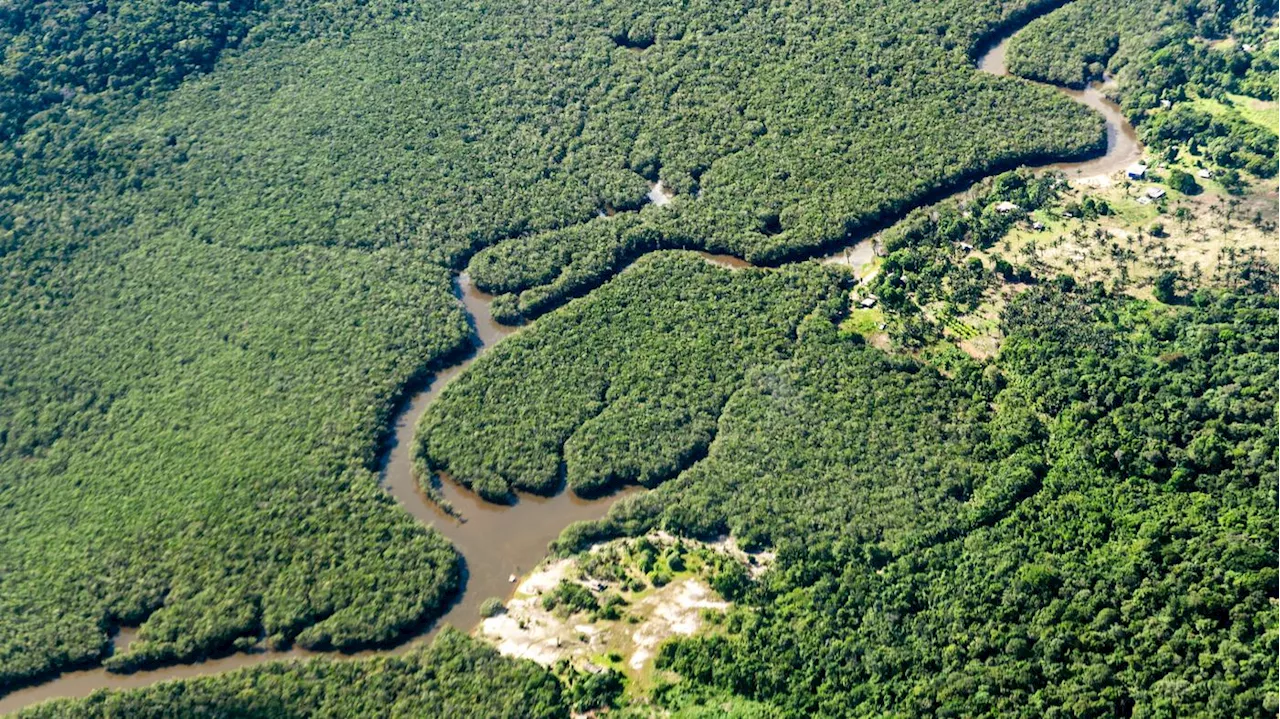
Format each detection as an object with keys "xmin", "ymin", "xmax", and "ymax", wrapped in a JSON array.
[
  {"xmin": 860, "ymin": 296, "xmax": 878, "ymax": 309},
  {"xmin": 1126, "ymin": 163, "xmax": 1148, "ymax": 180},
  {"xmin": 1031, "ymin": 221, "xmax": 1045, "ymax": 231},
  {"xmin": 959, "ymin": 242, "xmax": 974, "ymax": 251},
  {"xmin": 1146, "ymin": 187, "xmax": 1166, "ymax": 199},
  {"xmin": 1136, "ymin": 196, "xmax": 1152, "ymax": 206},
  {"xmin": 995, "ymin": 201, "xmax": 1019, "ymax": 214},
  {"xmin": 1197, "ymin": 168, "xmax": 1213, "ymax": 179}
]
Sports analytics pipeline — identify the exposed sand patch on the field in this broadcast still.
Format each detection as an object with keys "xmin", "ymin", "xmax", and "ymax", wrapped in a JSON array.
[
  {"xmin": 481, "ymin": 558, "xmax": 576, "ymax": 664},
  {"xmin": 647, "ymin": 181, "xmax": 674, "ymax": 207},
  {"xmin": 1070, "ymin": 174, "xmax": 1113, "ymax": 189},
  {"xmin": 628, "ymin": 579, "xmax": 728, "ymax": 670},
  {"xmin": 478, "ymin": 533, "xmax": 763, "ymax": 675}
]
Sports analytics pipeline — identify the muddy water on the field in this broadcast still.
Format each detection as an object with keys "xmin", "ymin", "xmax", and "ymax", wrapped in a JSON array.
[
  {"xmin": 814, "ymin": 31, "xmax": 1144, "ymax": 266},
  {"xmin": 695, "ymin": 251, "xmax": 754, "ymax": 270},
  {"xmin": 0, "ymin": 275, "xmax": 635, "ymax": 715},
  {"xmin": 2, "ymin": 16, "xmax": 1150, "ymax": 717},
  {"xmin": 977, "ymin": 36, "xmax": 1143, "ymax": 179},
  {"xmin": 379, "ymin": 275, "xmax": 639, "ymax": 630}
]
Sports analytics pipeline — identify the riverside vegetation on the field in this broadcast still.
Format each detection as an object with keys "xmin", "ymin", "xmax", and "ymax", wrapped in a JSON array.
[
  {"xmin": 1, "ymin": 0, "xmax": 1276, "ymax": 715},
  {"xmin": 1006, "ymin": 0, "xmax": 1277, "ymax": 179},
  {"xmin": 15, "ymin": 630, "xmax": 570, "ymax": 718},
  {"xmin": 416, "ymin": 255, "xmax": 847, "ymax": 501},
  {"xmin": 542, "ymin": 268, "xmax": 1275, "ymax": 717},
  {"xmin": 1, "ymin": 0, "xmax": 1108, "ymax": 686}
]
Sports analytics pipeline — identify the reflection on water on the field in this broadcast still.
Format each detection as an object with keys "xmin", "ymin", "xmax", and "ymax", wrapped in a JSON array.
[
  {"xmin": 977, "ymin": 36, "xmax": 1142, "ymax": 179},
  {"xmin": 2, "ymin": 18, "xmax": 1149, "ymax": 718},
  {"xmin": 0, "ymin": 274, "xmax": 635, "ymax": 715}
]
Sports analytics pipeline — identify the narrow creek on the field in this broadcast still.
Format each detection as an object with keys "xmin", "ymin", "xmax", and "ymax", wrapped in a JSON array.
[{"xmin": 0, "ymin": 20, "xmax": 1144, "ymax": 717}]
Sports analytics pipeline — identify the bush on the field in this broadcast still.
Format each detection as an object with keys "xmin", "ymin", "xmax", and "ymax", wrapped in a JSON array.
[
  {"xmin": 568, "ymin": 668, "xmax": 625, "ymax": 712},
  {"xmin": 479, "ymin": 597, "xmax": 506, "ymax": 618},
  {"xmin": 541, "ymin": 581, "xmax": 599, "ymax": 616},
  {"xmin": 1167, "ymin": 168, "xmax": 1200, "ymax": 195}
]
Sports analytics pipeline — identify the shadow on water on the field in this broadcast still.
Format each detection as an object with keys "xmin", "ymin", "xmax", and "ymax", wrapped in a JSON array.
[
  {"xmin": 0, "ymin": 274, "xmax": 636, "ymax": 714},
  {"xmin": 1, "ymin": 11, "xmax": 1146, "ymax": 715}
]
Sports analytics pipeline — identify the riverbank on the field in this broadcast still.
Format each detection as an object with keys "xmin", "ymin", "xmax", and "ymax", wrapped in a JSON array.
[{"xmin": 0, "ymin": 10, "xmax": 1149, "ymax": 714}]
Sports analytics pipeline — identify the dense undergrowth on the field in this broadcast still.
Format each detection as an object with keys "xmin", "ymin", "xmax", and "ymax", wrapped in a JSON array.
[
  {"xmin": 15, "ymin": 630, "xmax": 568, "ymax": 718},
  {"xmin": 0, "ymin": 0, "xmax": 1104, "ymax": 687},
  {"xmin": 563, "ymin": 286, "xmax": 1277, "ymax": 717},
  {"xmin": 1007, "ymin": 0, "xmax": 1278, "ymax": 177},
  {"xmin": 416, "ymin": 254, "xmax": 847, "ymax": 501},
  {"xmin": 1, "ymin": 0, "xmax": 1274, "ymax": 711}
]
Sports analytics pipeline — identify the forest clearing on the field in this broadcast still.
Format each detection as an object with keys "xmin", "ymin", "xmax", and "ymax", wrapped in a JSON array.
[{"xmin": 1, "ymin": 0, "xmax": 1275, "ymax": 715}]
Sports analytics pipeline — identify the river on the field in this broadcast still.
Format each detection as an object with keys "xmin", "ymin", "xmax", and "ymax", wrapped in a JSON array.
[
  {"xmin": 0, "ymin": 17, "xmax": 1143, "ymax": 716},
  {"xmin": 977, "ymin": 35, "xmax": 1142, "ymax": 179}
]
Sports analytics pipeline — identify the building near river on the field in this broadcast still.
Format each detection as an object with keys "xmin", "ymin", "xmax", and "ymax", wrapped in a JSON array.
[{"xmin": 1126, "ymin": 163, "xmax": 1148, "ymax": 180}]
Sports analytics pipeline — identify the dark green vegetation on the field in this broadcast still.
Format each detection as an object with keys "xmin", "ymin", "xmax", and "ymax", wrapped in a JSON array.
[
  {"xmin": 450, "ymin": 220, "xmax": 1278, "ymax": 716},
  {"xmin": 558, "ymin": 286, "xmax": 1276, "ymax": 717},
  {"xmin": 0, "ymin": 0, "xmax": 264, "ymax": 141},
  {"xmin": 1007, "ymin": 0, "xmax": 1278, "ymax": 177},
  {"xmin": 456, "ymin": 0, "xmax": 1111, "ymax": 323},
  {"xmin": 1008, "ymin": 0, "xmax": 1269, "ymax": 88},
  {"xmin": 417, "ymin": 254, "xmax": 846, "ymax": 501},
  {"xmin": 0, "ymin": 241, "xmax": 467, "ymax": 681},
  {"xmin": 541, "ymin": 581, "xmax": 601, "ymax": 617},
  {"xmin": 0, "ymin": 0, "xmax": 1108, "ymax": 688},
  {"xmin": 16, "ymin": 630, "xmax": 568, "ymax": 718},
  {"xmin": 2, "ymin": 0, "xmax": 1274, "ymax": 713}
]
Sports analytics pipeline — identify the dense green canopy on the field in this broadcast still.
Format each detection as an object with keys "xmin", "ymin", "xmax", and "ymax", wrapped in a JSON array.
[
  {"xmin": 417, "ymin": 253, "xmax": 847, "ymax": 501},
  {"xmin": 0, "ymin": 0, "xmax": 1105, "ymax": 685},
  {"xmin": 16, "ymin": 630, "xmax": 568, "ymax": 719},
  {"xmin": 0, "ymin": 0, "xmax": 1273, "ymax": 711},
  {"xmin": 575, "ymin": 286, "xmax": 1278, "ymax": 717}
]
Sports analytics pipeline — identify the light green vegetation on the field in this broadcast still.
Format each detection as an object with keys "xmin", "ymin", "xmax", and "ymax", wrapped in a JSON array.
[
  {"xmin": 1006, "ymin": 0, "xmax": 1275, "ymax": 93},
  {"xmin": 417, "ymin": 254, "xmax": 847, "ymax": 501},
  {"xmin": 0, "ymin": 0, "xmax": 1107, "ymax": 686},
  {"xmin": 484, "ymin": 533, "xmax": 749, "ymax": 706},
  {"xmin": 457, "ymin": 0, "xmax": 1111, "ymax": 322},
  {"xmin": 838, "ymin": 306, "xmax": 886, "ymax": 340},
  {"xmin": 1006, "ymin": 0, "xmax": 1277, "ymax": 177},
  {"xmin": 15, "ymin": 630, "xmax": 568, "ymax": 718},
  {"xmin": 609, "ymin": 321, "xmax": 999, "ymax": 553},
  {"xmin": 1, "ymin": 0, "xmax": 1275, "ymax": 713},
  {"xmin": 988, "ymin": 176, "xmax": 1277, "ymax": 306},
  {"xmin": 580, "ymin": 286, "xmax": 1278, "ymax": 717},
  {"xmin": 1005, "ymin": 0, "xmax": 1185, "ymax": 89},
  {"xmin": 1195, "ymin": 93, "xmax": 1280, "ymax": 135},
  {"xmin": 1226, "ymin": 93, "xmax": 1279, "ymax": 134}
]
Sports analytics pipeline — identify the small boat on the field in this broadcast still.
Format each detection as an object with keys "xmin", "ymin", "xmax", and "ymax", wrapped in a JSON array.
[{"xmin": 508, "ymin": 573, "xmax": 517, "ymax": 583}]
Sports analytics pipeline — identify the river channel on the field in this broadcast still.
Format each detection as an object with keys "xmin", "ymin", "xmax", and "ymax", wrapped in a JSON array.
[{"xmin": 0, "ymin": 17, "xmax": 1143, "ymax": 716}]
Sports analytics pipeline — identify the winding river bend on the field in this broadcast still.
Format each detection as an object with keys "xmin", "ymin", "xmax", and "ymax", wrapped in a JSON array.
[
  {"xmin": 0, "ymin": 21, "xmax": 1142, "ymax": 716},
  {"xmin": 978, "ymin": 35, "xmax": 1142, "ymax": 179}
]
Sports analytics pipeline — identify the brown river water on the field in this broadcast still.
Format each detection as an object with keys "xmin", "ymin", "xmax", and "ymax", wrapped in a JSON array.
[
  {"xmin": 978, "ymin": 35, "xmax": 1143, "ymax": 179},
  {"xmin": 1, "ymin": 20, "xmax": 1143, "ymax": 717}
]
